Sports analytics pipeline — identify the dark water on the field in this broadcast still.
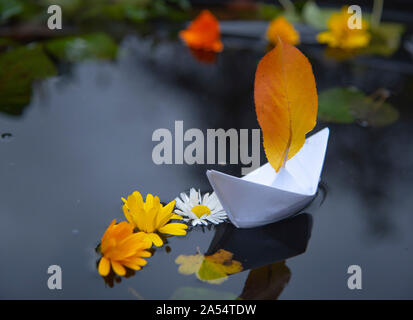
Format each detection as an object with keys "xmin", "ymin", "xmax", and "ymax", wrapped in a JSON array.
[{"xmin": 1, "ymin": 35, "xmax": 413, "ymax": 299}]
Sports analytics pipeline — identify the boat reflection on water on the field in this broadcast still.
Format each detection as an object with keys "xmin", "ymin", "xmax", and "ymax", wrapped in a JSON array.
[
  {"xmin": 207, "ymin": 213, "xmax": 313, "ymax": 299},
  {"xmin": 207, "ymin": 213, "xmax": 313, "ymax": 270}
]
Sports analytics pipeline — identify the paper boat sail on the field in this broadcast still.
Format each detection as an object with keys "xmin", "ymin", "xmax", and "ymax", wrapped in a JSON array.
[{"xmin": 207, "ymin": 127, "xmax": 329, "ymax": 228}]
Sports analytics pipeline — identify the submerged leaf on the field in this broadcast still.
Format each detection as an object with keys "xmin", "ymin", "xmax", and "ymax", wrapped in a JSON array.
[
  {"xmin": 318, "ymin": 87, "xmax": 399, "ymax": 127},
  {"xmin": 0, "ymin": 45, "xmax": 57, "ymax": 116},
  {"xmin": 318, "ymin": 87, "xmax": 360, "ymax": 123},
  {"xmin": 198, "ymin": 249, "xmax": 243, "ymax": 284},
  {"xmin": 44, "ymin": 33, "xmax": 118, "ymax": 62},
  {"xmin": 254, "ymin": 39, "xmax": 318, "ymax": 172},
  {"xmin": 175, "ymin": 249, "xmax": 242, "ymax": 285}
]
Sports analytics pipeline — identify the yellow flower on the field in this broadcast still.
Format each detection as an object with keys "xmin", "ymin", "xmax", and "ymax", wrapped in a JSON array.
[
  {"xmin": 122, "ymin": 191, "xmax": 188, "ymax": 247},
  {"xmin": 98, "ymin": 219, "xmax": 152, "ymax": 277},
  {"xmin": 317, "ymin": 7, "xmax": 370, "ymax": 50},
  {"xmin": 266, "ymin": 16, "xmax": 300, "ymax": 46}
]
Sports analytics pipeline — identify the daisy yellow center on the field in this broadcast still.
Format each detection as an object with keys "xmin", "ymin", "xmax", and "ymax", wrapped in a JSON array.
[{"xmin": 191, "ymin": 205, "xmax": 211, "ymax": 218}]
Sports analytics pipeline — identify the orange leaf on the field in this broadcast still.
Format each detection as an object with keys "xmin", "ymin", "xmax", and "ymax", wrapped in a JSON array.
[
  {"xmin": 179, "ymin": 10, "xmax": 223, "ymax": 52},
  {"xmin": 254, "ymin": 39, "xmax": 318, "ymax": 172}
]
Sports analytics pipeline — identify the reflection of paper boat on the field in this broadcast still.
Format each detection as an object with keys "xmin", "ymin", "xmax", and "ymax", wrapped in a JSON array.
[
  {"xmin": 206, "ymin": 213, "xmax": 313, "ymax": 271},
  {"xmin": 207, "ymin": 128, "xmax": 329, "ymax": 228}
]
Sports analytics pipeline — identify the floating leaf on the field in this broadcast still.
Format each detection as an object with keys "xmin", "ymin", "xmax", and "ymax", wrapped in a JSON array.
[
  {"xmin": 198, "ymin": 249, "xmax": 243, "ymax": 284},
  {"xmin": 44, "ymin": 33, "xmax": 118, "ymax": 62},
  {"xmin": 179, "ymin": 10, "xmax": 223, "ymax": 52},
  {"xmin": 175, "ymin": 252, "xmax": 204, "ymax": 275},
  {"xmin": 318, "ymin": 87, "xmax": 360, "ymax": 123},
  {"xmin": 318, "ymin": 87, "xmax": 399, "ymax": 127},
  {"xmin": 171, "ymin": 287, "xmax": 237, "ymax": 300},
  {"xmin": 0, "ymin": 45, "xmax": 57, "ymax": 116},
  {"xmin": 175, "ymin": 249, "xmax": 242, "ymax": 285},
  {"xmin": 254, "ymin": 39, "xmax": 318, "ymax": 172},
  {"xmin": 353, "ymin": 92, "xmax": 399, "ymax": 127}
]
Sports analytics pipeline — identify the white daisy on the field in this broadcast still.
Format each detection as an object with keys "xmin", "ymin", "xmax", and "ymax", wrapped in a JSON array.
[{"xmin": 174, "ymin": 188, "xmax": 228, "ymax": 226}]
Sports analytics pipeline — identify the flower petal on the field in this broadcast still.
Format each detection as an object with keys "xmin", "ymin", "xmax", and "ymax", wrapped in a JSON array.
[
  {"xmin": 111, "ymin": 260, "xmax": 126, "ymax": 276},
  {"xmin": 146, "ymin": 232, "xmax": 164, "ymax": 247},
  {"xmin": 98, "ymin": 257, "xmax": 111, "ymax": 276},
  {"xmin": 159, "ymin": 223, "xmax": 188, "ymax": 236}
]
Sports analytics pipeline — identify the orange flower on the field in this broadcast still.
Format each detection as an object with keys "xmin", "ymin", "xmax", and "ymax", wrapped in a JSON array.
[
  {"xmin": 179, "ymin": 10, "xmax": 223, "ymax": 52},
  {"xmin": 266, "ymin": 17, "xmax": 300, "ymax": 46},
  {"xmin": 98, "ymin": 219, "xmax": 152, "ymax": 277}
]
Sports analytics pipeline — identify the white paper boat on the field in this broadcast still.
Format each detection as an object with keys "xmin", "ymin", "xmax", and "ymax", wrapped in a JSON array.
[{"xmin": 207, "ymin": 128, "xmax": 329, "ymax": 228}]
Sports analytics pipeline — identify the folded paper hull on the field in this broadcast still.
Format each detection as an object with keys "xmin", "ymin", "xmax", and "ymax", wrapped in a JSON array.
[{"xmin": 207, "ymin": 128, "xmax": 329, "ymax": 228}]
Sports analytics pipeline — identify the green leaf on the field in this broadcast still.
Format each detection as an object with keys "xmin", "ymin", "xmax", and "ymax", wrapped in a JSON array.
[
  {"xmin": 257, "ymin": 3, "xmax": 282, "ymax": 20},
  {"xmin": 170, "ymin": 287, "xmax": 237, "ymax": 300},
  {"xmin": 0, "ymin": 45, "xmax": 57, "ymax": 116},
  {"xmin": 318, "ymin": 87, "xmax": 399, "ymax": 127},
  {"xmin": 352, "ymin": 95, "xmax": 399, "ymax": 127},
  {"xmin": 318, "ymin": 87, "xmax": 360, "ymax": 123},
  {"xmin": 0, "ymin": 0, "xmax": 23, "ymax": 23},
  {"xmin": 302, "ymin": 1, "xmax": 335, "ymax": 30},
  {"xmin": 363, "ymin": 23, "xmax": 405, "ymax": 57},
  {"xmin": 44, "ymin": 33, "xmax": 118, "ymax": 62}
]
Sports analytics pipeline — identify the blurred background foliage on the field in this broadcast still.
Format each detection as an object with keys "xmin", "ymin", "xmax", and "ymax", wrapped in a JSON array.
[{"xmin": 0, "ymin": 0, "xmax": 410, "ymax": 125}]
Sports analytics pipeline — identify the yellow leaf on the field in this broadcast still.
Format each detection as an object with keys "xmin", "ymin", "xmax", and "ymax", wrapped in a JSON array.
[
  {"xmin": 175, "ymin": 249, "xmax": 243, "ymax": 285},
  {"xmin": 254, "ymin": 39, "xmax": 318, "ymax": 172},
  {"xmin": 175, "ymin": 253, "xmax": 204, "ymax": 275},
  {"xmin": 198, "ymin": 249, "xmax": 243, "ymax": 283}
]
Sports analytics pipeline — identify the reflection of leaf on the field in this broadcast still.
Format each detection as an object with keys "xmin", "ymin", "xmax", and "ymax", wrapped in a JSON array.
[
  {"xmin": 175, "ymin": 249, "xmax": 243, "ymax": 285},
  {"xmin": 254, "ymin": 39, "xmax": 318, "ymax": 172},
  {"xmin": 44, "ymin": 33, "xmax": 117, "ymax": 62},
  {"xmin": 363, "ymin": 23, "xmax": 404, "ymax": 57},
  {"xmin": 189, "ymin": 48, "xmax": 217, "ymax": 64},
  {"xmin": 239, "ymin": 261, "xmax": 291, "ymax": 300},
  {"xmin": 318, "ymin": 87, "xmax": 399, "ymax": 127},
  {"xmin": 302, "ymin": 1, "xmax": 335, "ymax": 30},
  {"xmin": 171, "ymin": 287, "xmax": 237, "ymax": 300},
  {"xmin": 0, "ymin": 45, "xmax": 57, "ymax": 116},
  {"xmin": 0, "ymin": 0, "xmax": 23, "ymax": 23}
]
